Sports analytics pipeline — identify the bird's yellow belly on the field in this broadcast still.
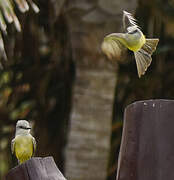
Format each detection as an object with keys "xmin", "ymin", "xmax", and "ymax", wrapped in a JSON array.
[
  {"xmin": 127, "ymin": 43, "xmax": 143, "ymax": 52},
  {"xmin": 14, "ymin": 136, "xmax": 33, "ymax": 163}
]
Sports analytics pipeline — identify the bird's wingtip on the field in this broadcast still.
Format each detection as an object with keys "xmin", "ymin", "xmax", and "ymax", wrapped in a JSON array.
[{"xmin": 123, "ymin": 10, "xmax": 129, "ymax": 14}]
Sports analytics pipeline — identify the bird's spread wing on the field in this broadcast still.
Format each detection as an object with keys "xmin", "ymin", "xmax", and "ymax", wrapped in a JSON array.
[
  {"xmin": 11, "ymin": 138, "xmax": 15, "ymax": 154},
  {"xmin": 134, "ymin": 38, "xmax": 159, "ymax": 78},
  {"xmin": 122, "ymin": 10, "xmax": 139, "ymax": 32},
  {"xmin": 32, "ymin": 137, "xmax": 36, "ymax": 156},
  {"xmin": 101, "ymin": 37, "xmax": 123, "ymax": 60}
]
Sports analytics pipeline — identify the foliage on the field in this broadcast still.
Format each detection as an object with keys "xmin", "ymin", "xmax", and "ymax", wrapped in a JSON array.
[
  {"xmin": 0, "ymin": 0, "xmax": 74, "ymax": 178},
  {"xmin": 0, "ymin": 0, "xmax": 39, "ymax": 60}
]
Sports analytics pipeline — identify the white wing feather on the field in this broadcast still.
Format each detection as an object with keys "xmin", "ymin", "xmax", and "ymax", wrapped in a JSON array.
[
  {"xmin": 11, "ymin": 138, "xmax": 15, "ymax": 154},
  {"xmin": 32, "ymin": 136, "xmax": 36, "ymax": 155}
]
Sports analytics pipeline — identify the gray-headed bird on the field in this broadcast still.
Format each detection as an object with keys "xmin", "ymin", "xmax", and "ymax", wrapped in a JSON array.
[
  {"xmin": 11, "ymin": 120, "xmax": 36, "ymax": 164},
  {"xmin": 101, "ymin": 10, "xmax": 159, "ymax": 78}
]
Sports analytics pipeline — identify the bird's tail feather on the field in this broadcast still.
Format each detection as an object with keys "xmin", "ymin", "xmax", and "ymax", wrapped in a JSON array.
[
  {"xmin": 134, "ymin": 49, "xmax": 152, "ymax": 78},
  {"xmin": 134, "ymin": 38, "xmax": 159, "ymax": 78},
  {"xmin": 141, "ymin": 38, "xmax": 159, "ymax": 55}
]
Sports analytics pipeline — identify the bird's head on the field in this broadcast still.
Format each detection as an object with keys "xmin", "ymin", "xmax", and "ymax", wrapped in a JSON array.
[{"xmin": 16, "ymin": 120, "xmax": 31, "ymax": 135}]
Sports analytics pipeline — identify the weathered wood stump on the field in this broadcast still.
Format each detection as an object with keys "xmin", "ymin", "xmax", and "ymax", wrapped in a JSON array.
[
  {"xmin": 116, "ymin": 99, "xmax": 174, "ymax": 180},
  {"xmin": 5, "ymin": 156, "xmax": 66, "ymax": 180}
]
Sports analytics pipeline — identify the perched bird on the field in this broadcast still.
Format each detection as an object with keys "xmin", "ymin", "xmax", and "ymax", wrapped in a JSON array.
[
  {"xmin": 11, "ymin": 120, "xmax": 36, "ymax": 164},
  {"xmin": 101, "ymin": 10, "xmax": 159, "ymax": 78}
]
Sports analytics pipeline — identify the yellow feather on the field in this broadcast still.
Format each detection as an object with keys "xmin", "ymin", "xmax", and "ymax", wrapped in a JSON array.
[
  {"xmin": 14, "ymin": 135, "xmax": 34, "ymax": 164},
  {"xmin": 126, "ymin": 34, "xmax": 146, "ymax": 52}
]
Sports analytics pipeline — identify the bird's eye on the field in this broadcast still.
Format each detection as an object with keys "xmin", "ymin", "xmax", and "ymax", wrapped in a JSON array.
[
  {"xmin": 18, "ymin": 125, "xmax": 31, "ymax": 129},
  {"xmin": 128, "ymin": 29, "xmax": 138, "ymax": 34},
  {"xmin": 18, "ymin": 126, "xmax": 24, "ymax": 129}
]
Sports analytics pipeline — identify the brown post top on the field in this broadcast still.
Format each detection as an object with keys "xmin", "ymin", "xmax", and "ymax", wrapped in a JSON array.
[
  {"xmin": 117, "ymin": 99, "xmax": 174, "ymax": 180},
  {"xmin": 5, "ymin": 156, "xmax": 67, "ymax": 180}
]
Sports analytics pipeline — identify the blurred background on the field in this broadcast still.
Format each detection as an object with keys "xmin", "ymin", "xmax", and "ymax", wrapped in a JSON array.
[{"xmin": 0, "ymin": 0, "xmax": 173, "ymax": 179}]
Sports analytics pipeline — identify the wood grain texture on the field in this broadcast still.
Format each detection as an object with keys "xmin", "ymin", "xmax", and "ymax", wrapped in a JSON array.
[
  {"xmin": 117, "ymin": 100, "xmax": 174, "ymax": 180},
  {"xmin": 5, "ymin": 157, "xmax": 66, "ymax": 180}
]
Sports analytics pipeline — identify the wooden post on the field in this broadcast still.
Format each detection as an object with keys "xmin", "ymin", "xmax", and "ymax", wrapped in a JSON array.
[
  {"xmin": 116, "ymin": 99, "xmax": 174, "ymax": 180},
  {"xmin": 5, "ymin": 157, "xmax": 67, "ymax": 180}
]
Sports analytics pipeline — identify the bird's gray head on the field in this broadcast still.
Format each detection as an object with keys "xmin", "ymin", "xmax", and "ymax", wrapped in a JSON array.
[
  {"xmin": 127, "ymin": 25, "xmax": 141, "ymax": 34},
  {"xmin": 15, "ymin": 120, "xmax": 31, "ymax": 135}
]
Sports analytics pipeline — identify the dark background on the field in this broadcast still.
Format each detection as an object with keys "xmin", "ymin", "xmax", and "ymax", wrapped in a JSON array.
[{"xmin": 0, "ymin": 0, "xmax": 173, "ymax": 180}]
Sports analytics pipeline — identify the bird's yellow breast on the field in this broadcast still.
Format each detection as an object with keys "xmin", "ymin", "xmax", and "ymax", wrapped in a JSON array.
[
  {"xmin": 14, "ymin": 135, "xmax": 33, "ymax": 163},
  {"xmin": 126, "ymin": 33, "xmax": 146, "ymax": 52}
]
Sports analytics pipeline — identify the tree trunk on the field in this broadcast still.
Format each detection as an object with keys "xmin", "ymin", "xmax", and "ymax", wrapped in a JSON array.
[
  {"xmin": 65, "ymin": 67, "xmax": 116, "ymax": 180},
  {"xmin": 64, "ymin": 1, "xmax": 138, "ymax": 179},
  {"xmin": 64, "ymin": 3, "xmax": 118, "ymax": 180}
]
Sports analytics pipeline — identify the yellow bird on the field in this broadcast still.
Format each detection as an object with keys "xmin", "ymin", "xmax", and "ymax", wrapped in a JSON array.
[
  {"xmin": 101, "ymin": 10, "xmax": 159, "ymax": 78},
  {"xmin": 11, "ymin": 120, "xmax": 36, "ymax": 164}
]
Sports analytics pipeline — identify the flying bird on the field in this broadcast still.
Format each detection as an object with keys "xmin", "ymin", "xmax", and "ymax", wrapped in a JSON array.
[
  {"xmin": 101, "ymin": 10, "xmax": 159, "ymax": 78},
  {"xmin": 11, "ymin": 120, "xmax": 36, "ymax": 164}
]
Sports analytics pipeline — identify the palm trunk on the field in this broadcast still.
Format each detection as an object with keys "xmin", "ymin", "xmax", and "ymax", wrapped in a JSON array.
[
  {"xmin": 65, "ymin": 66, "xmax": 116, "ymax": 180},
  {"xmin": 64, "ymin": 3, "xmax": 117, "ymax": 178}
]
